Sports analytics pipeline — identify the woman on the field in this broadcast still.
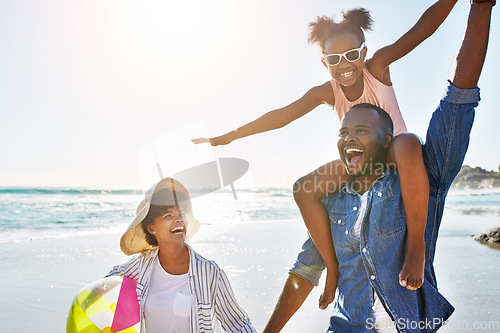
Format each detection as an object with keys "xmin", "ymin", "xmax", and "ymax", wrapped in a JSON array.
[{"xmin": 108, "ymin": 177, "xmax": 256, "ymax": 332}]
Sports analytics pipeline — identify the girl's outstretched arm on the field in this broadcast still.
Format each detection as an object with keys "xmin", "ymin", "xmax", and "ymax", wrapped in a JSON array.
[
  {"xmin": 368, "ymin": 0, "xmax": 458, "ymax": 82},
  {"xmin": 192, "ymin": 82, "xmax": 333, "ymax": 146}
]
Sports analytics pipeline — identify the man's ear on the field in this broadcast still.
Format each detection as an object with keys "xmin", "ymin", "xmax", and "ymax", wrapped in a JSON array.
[
  {"xmin": 383, "ymin": 133, "xmax": 393, "ymax": 149},
  {"xmin": 362, "ymin": 46, "xmax": 368, "ymax": 62}
]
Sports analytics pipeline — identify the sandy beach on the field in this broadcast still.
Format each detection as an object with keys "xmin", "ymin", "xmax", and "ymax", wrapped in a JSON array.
[{"xmin": 1, "ymin": 209, "xmax": 499, "ymax": 332}]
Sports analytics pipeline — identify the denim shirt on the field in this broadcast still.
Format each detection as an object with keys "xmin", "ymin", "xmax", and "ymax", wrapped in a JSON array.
[{"xmin": 290, "ymin": 82, "xmax": 480, "ymax": 333}]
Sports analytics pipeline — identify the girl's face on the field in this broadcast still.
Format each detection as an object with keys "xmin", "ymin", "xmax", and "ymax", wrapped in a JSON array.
[
  {"xmin": 146, "ymin": 205, "xmax": 187, "ymax": 245},
  {"xmin": 322, "ymin": 32, "xmax": 366, "ymax": 88}
]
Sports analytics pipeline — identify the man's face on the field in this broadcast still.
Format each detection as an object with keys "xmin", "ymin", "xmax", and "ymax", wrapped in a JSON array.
[{"xmin": 337, "ymin": 108, "xmax": 391, "ymax": 177}]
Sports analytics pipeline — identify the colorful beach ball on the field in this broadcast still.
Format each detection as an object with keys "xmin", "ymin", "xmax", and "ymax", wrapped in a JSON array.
[{"xmin": 67, "ymin": 276, "xmax": 140, "ymax": 333}]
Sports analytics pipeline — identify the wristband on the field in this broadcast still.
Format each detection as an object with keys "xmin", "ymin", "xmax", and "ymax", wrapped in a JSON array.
[{"xmin": 471, "ymin": 0, "xmax": 496, "ymax": 6}]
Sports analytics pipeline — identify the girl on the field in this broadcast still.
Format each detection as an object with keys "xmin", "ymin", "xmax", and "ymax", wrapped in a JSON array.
[
  {"xmin": 193, "ymin": 0, "xmax": 457, "ymax": 309},
  {"xmin": 108, "ymin": 178, "xmax": 256, "ymax": 332}
]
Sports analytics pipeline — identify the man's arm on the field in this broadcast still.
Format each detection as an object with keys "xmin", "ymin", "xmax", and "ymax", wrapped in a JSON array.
[
  {"xmin": 262, "ymin": 274, "xmax": 314, "ymax": 333},
  {"xmin": 424, "ymin": 2, "xmax": 493, "ymax": 191},
  {"xmin": 451, "ymin": 2, "xmax": 493, "ymax": 89}
]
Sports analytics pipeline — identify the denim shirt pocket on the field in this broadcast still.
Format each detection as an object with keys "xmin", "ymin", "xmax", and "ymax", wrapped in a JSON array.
[
  {"xmin": 370, "ymin": 186, "xmax": 406, "ymax": 238},
  {"xmin": 329, "ymin": 210, "xmax": 349, "ymax": 249},
  {"xmin": 197, "ymin": 303, "xmax": 213, "ymax": 332}
]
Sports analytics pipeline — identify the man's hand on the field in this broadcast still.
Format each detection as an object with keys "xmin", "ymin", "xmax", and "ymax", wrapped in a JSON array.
[{"xmin": 263, "ymin": 274, "xmax": 314, "ymax": 333}]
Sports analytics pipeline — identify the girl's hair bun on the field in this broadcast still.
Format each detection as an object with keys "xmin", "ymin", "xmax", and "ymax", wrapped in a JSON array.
[
  {"xmin": 342, "ymin": 8, "xmax": 373, "ymax": 31},
  {"xmin": 307, "ymin": 8, "xmax": 372, "ymax": 51},
  {"xmin": 308, "ymin": 16, "xmax": 334, "ymax": 45}
]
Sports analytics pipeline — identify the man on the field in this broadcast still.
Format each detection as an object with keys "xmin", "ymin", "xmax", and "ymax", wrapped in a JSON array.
[{"xmin": 263, "ymin": 1, "xmax": 494, "ymax": 332}]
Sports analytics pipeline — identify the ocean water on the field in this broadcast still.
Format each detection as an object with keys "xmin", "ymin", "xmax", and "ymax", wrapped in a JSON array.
[
  {"xmin": 1, "ymin": 186, "xmax": 499, "ymax": 245},
  {"xmin": 0, "ymin": 187, "xmax": 302, "ymax": 244}
]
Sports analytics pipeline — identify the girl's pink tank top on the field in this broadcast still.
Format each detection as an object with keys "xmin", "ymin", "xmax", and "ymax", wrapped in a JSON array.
[{"xmin": 330, "ymin": 65, "xmax": 407, "ymax": 136}]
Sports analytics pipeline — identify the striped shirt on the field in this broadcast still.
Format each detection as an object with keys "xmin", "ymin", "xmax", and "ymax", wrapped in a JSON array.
[{"xmin": 108, "ymin": 244, "xmax": 256, "ymax": 333}]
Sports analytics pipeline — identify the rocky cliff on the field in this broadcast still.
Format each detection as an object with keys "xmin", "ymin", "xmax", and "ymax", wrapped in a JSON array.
[
  {"xmin": 451, "ymin": 165, "xmax": 500, "ymax": 189},
  {"xmin": 472, "ymin": 227, "xmax": 500, "ymax": 250}
]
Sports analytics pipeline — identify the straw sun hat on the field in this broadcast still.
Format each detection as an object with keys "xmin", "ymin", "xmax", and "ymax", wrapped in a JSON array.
[{"xmin": 120, "ymin": 178, "xmax": 200, "ymax": 255}]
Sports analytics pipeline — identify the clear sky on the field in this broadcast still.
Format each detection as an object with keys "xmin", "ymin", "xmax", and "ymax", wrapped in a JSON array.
[{"xmin": 1, "ymin": 0, "xmax": 498, "ymax": 189}]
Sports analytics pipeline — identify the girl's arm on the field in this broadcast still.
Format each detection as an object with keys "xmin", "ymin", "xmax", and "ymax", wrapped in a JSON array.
[
  {"xmin": 192, "ymin": 82, "xmax": 334, "ymax": 146},
  {"xmin": 368, "ymin": 0, "xmax": 458, "ymax": 83}
]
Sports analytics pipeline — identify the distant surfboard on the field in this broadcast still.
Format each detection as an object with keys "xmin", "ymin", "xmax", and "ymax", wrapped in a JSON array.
[{"xmin": 67, "ymin": 276, "xmax": 140, "ymax": 333}]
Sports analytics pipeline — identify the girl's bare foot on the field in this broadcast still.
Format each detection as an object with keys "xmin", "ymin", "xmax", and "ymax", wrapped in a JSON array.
[{"xmin": 398, "ymin": 240, "xmax": 425, "ymax": 290}]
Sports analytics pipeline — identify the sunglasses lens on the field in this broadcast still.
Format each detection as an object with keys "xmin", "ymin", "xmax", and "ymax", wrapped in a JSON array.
[
  {"xmin": 326, "ymin": 55, "xmax": 341, "ymax": 66},
  {"xmin": 345, "ymin": 50, "xmax": 360, "ymax": 62}
]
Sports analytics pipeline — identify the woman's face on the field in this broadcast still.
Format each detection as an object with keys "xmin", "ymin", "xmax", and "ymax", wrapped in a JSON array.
[
  {"xmin": 146, "ymin": 205, "xmax": 187, "ymax": 245},
  {"xmin": 322, "ymin": 32, "xmax": 366, "ymax": 88}
]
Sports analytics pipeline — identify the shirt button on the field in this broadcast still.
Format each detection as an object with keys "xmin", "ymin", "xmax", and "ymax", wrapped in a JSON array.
[
  {"xmin": 345, "ymin": 230, "xmax": 349, "ymax": 235},
  {"xmin": 362, "ymin": 248, "xmax": 367, "ymax": 253},
  {"xmin": 370, "ymin": 275, "xmax": 376, "ymax": 280},
  {"xmin": 353, "ymin": 207, "xmax": 358, "ymax": 211},
  {"xmin": 337, "ymin": 219, "xmax": 342, "ymax": 224},
  {"xmin": 377, "ymin": 192, "xmax": 382, "ymax": 197}
]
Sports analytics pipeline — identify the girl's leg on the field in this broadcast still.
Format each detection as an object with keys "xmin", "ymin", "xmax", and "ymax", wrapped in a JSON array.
[
  {"xmin": 388, "ymin": 133, "xmax": 429, "ymax": 290},
  {"xmin": 293, "ymin": 159, "xmax": 349, "ymax": 309}
]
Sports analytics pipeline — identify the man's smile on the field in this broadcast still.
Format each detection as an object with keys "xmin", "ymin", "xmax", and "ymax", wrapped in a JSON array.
[{"xmin": 344, "ymin": 146, "xmax": 364, "ymax": 164}]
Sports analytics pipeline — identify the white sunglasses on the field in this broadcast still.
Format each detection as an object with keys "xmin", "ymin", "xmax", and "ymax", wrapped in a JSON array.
[{"xmin": 323, "ymin": 43, "xmax": 365, "ymax": 66}]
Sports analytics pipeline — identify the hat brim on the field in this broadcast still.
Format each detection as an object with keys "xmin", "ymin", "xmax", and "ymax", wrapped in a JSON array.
[{"xmin": 120, "ymin": 200, "xmax": 200, "ymax": 256}]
